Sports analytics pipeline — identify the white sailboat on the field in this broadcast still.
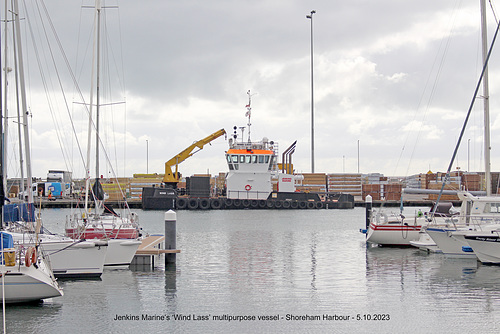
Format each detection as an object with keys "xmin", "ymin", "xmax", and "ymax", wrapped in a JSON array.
[
  {"xmin": 0, "ymin": 0, "xmax": 62, "ymax": 303},
  {"xmin": 63, "ymin": 0, "xmax": 141, "ymax": 267},
  {"xmin": 0, "ymin": 231, "xmax": 62, "ymax": 303},
  {"xmin": 426, "ymin": 0, "xmax": 500, "ymax": 260},
  {"xmin": 1, "ymin": 0, "xmax": 109, "ymax": 279}
]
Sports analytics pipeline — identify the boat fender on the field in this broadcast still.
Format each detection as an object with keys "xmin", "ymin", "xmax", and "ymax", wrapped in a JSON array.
[
  {"xmin": 211, "ymin": 198, "xmax": 222, "ymax": 209},
  {"xmin": 245, "ymin": 184, "xmax": 252, "ymax": 191},
  {"xmin": 25, "ymin": 246, "xmax": 37, "ymax": 267},
  {"xmin": 462, "ymin": 246, "xmax": 474, "ymax": 253},
  {"xmin": 199, "ymin": 198, "xmax": 210, "ymax": 210},
  {"xmin": 176, "ymin": 198, "xmax": 188, "ymax": 210}
]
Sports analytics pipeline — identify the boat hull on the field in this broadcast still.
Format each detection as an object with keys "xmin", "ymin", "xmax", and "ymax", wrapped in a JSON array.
[
  {"xmin": 464, "ymin": 233, "xmax": 500, "ymax": 264},
  {"xmin": 40, "ymin": 240, "xmax": 107, "ymax": 278},
  {"xmin": 366, "ymin": 223, "xmax": 421, "ymax": 246},
  {"xmin": 104, "ymin": 239, "xmax": 142, "ymax": 268},
  {"xmin": 0, "ymin": 263, "xmax": 63, "ymax": 303},
  {"xmin": 426, "ymin": 228, "xmax": 482, "ymax": 257},
  {"xmin": 65, "ymin": 227, "xmax": 139, "ymax": 239},
  {"xmin": 409, "ymin": 231, "xmax": 441, "ymax": 253}
]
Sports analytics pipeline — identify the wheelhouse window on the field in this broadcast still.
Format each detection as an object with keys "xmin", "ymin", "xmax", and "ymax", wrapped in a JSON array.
[
  {"xmin": 268, "ymin": 156, "xmax": 276, "ymax": 170},
  {"xmin": 258, "ymin": 155, "xmax": 264, "ymax": 163},
  {"xmin": 246, "ymin": 155, "xmax": 251, "ymax": 163},
  {"xmin": 252, "ymin": 155, "xmax": 258, "ymax": 163}
]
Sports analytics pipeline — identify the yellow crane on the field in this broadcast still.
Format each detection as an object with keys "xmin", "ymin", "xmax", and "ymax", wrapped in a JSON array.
[{"xmin": 162, "ymin": 128, "xmax": 226, "ymax": 187}]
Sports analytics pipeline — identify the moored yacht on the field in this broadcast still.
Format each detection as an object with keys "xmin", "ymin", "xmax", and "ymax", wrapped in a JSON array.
[
  {"xmin": 426, "ymin": 191, "xmax": 500, "ymax": 257},
  {"xmin": 0, "ymin": 232, "xmax": 63, "ymax": 304}
]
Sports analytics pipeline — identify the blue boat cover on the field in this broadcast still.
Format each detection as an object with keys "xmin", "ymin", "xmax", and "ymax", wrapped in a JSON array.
[{"xmin": 3, "ymin": 203, "xmax": 35, "ymax": 223}]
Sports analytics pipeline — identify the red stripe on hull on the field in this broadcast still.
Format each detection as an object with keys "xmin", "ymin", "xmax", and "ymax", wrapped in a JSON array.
[{"xmin": 369, "ymin": 223, "xmax": 421, "ymax": 232}]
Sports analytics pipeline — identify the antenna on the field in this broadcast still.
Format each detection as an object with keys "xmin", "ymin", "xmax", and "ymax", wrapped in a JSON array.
[{"xmin": 245, "ymin": 90, "xmax": 253, "ymax": 142}]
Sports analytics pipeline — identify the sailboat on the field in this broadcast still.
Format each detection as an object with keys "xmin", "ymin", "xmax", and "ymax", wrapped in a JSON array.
[
  {"xmin": 425, "ymin": 0, "xmax": 500, "ymax": 260},
  {"xmin": 0, "ymin": 0, "xmax": 63, "ymax": 303},
  {"xmin": 63, "ymin": 0, "xmax": 142, "ymax": 267},
  {"xmin": 1, "ymin": 0, "xmax": 110, "ymax": 279}
]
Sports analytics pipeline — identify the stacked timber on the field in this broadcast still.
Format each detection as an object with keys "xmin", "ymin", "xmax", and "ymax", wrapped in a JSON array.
[
  {"xmin": 327, "ymin": 173, "xmax": 362, "ymax": 196},
  {"xmin": 296, "ymin": 173, "xmax": 326, "ymax": 193},
  {"xmin": 426, "ymin": 183, "xmax": 460, "ymax": 201},
  {"xmin": 462, "ymin": 173, "xmax": 480, "ymax": 191},
  {"xmin": 100, "ymin": 178, "xmax": 130, "ymax": 201},
  {"xmin": 130, "ymin": 174, "xmax": 164, "ymax": 201},
  {"xmin": 362, "ymin": 183, "xmax": 402, "ymax": 201}
]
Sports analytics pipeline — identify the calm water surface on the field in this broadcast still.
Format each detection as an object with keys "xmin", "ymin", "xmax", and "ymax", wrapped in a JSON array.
[{"xmin": 3, "ymin": 207, "xmax": 500, "ymax": 333}]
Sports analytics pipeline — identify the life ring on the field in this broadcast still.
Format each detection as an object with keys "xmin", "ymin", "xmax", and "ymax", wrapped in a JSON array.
[
  {"xmin": 245, "ymin": 184, "xmax": 252, "ymax": 191},
  {"xmin": 25, "ymin": 246, "xmax": 37, "ymax": 267}
]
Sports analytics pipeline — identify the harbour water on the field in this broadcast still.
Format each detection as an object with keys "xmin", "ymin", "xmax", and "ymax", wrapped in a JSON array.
[{"xmin": 3, "ymin": 207, "xmax": 500, "ymax": 333}]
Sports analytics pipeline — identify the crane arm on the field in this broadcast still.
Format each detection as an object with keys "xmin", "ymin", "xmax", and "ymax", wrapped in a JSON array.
[{"xmin": 163, "ymin": 128, "xmax": 226, "ymax": 184}]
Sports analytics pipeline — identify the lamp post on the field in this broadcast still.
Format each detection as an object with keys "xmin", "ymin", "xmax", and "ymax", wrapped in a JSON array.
[
  {"xmin": 306, "ymin": 10, "xmax": 316, "ymax": 173},
  {"xmin": 146, "ymin": 140, "xmax": 149, "ymax": 174}
]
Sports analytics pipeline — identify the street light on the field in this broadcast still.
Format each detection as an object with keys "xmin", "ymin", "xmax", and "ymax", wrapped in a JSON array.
[
  {"xmin": 146, "ymin": 139, "xmax": 149, "ymax": 174},
  {"xmin": 306, "ymin": 10, "xmax": 316, "ymax": 173}
]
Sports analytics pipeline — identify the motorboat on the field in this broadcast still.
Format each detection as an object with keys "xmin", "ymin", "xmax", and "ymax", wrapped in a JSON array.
[
  {"xmin": 464, "ymin": 231, "xmax": 500, "ymax": 264},
  {"xmin": 426, "ymin": 191, "xmax": 500, "ymax": 257}
]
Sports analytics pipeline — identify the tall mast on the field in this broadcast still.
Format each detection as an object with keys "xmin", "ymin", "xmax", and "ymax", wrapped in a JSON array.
[
  {"xmin": 13, "ymin": 0, "xmax": 33, "ymax": 204},
  {"xmin": 0, "ymin": 0, "xmax": 4, "ymax": 225},
  {"xmin": 480, "ymin": 0, "xmax": 491, "ymax": 195},
  {"xmin": 95, "ymin": 0, "xmax": 101, "ymax": 180}
]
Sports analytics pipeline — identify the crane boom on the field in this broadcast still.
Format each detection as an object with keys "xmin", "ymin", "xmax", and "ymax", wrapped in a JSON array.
[{"xmin": 163, "ymin": 128, "xmax": 226, "ymax": 186}]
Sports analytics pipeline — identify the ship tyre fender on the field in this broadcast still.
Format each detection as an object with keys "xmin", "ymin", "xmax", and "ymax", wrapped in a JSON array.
[
  {"xmin": 242, "ymin": 199, "xmax": 251, "ymax": 208},
  {"xmin": 298, "ymin": 201, "xmax": 307, "ymax": 209},
  {"xmin": 266, "ymin": 200, "xmax": 275, "ymax": 209},
  {"xmin": 176, "ymin": 198, "xmax": 188, "ymax": 210},
  {"xmin": 250, "ymin": 200, "xmax": 259, "ymax": 209},
  {"xmin": 25, "ymin": 246, "xmax": 37, "ymax": 267},
  {"xmin": 211, "ymin": 198, "xmax": 222, "ymax": 209},
  {"xmin": 199, "ymin": 198, "xmax": 210, "ymax": 210},
  {"xmin": 307, "ymin": 201, "xmax": 315, "ymax": 209},
  {"xmin": 290, "ymin": 201, "xmax": 299, "ymax": 209},
  {"xmin": 224, "ymin": 198, "xmax": 233, "ymax": 209},
  {"xmin": 233, "ymin": 199, "xmax": 242, "ymax": 209},
  {"xmin": 258, "ymin": 200, "xmax": 267, "ymax": 209},
  {"xmin": 274, "ymin": 200, "xmax": 283, "ymax": 209},
  {"xmin": 187, "ymin": 198, "xmax": 199, "ymax": 210},
  {"xmin": 282, "ymin": 200, "xmax": 291, "ymax": 209},
  {"xmin": 315, "ymin": 201, "xmax": 324, "ymax": 209}
]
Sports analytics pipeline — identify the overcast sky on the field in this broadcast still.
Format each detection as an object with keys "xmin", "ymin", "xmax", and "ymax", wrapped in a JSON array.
[{"xmin": 4, "ymin": 0, "xmax": 500, "ymax": 180}]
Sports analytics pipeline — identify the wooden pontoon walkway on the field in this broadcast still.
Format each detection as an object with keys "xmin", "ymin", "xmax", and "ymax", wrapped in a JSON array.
[{"xmin": 135, "ymin": 235, "xmax": 180, "ymax": 255}]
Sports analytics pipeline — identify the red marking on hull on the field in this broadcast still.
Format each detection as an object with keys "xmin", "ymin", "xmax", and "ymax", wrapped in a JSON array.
[
  {"xmin": 369, "ymin": 223, "xmax": 422, "ymax": 232},
  {"xmin": 66, "ymin": 228, "xmax": 138, "ymax": 240}
]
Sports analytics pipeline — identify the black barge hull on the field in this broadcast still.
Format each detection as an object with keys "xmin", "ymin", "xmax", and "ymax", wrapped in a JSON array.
[{"xmin": 141, "ymin": 188, "xmax": 354, "ymax": 210}]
